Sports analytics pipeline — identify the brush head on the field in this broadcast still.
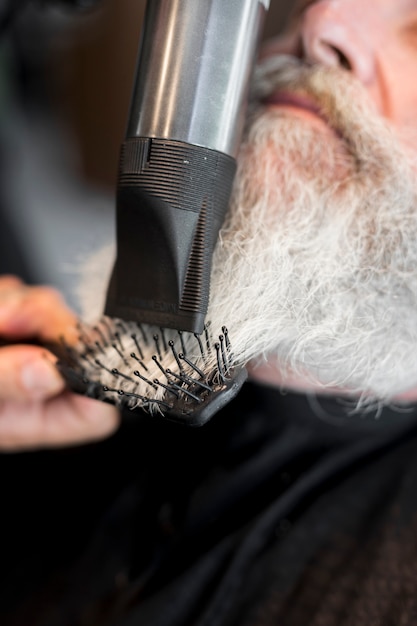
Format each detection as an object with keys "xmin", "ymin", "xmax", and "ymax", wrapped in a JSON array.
[{"xmin": 55, "ymin": 318, "xmax": 247, "ymax": 427}]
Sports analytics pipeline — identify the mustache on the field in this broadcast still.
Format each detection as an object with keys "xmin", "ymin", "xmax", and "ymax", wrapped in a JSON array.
[
  {"xmin": 248, "ymin": 54, "xmax": 403, "ymax": 172},
  {"xmin": 250, "ymin": 54, "xmax": 356, "ymax": 112}
]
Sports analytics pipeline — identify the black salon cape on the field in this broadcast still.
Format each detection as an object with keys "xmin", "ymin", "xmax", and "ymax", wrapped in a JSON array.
[{"xmin": 2, "ymin": 382, "xmax": 417, "ymax": 626}]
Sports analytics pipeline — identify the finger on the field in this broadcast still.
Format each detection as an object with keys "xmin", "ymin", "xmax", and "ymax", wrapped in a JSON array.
[
  {"xmin": 0, "ymin": 275, "xmax": 24, "ymax": 292},
  {"xmin": 0, "ymin": 345, "xmax": 65, "ymax": 401},
  {"xmin": 0, "ymin": 285, "xmax": 78, "ymax": 344},
  {"xmin": 0, "ymin": 393, "xmax": 120, "ymax": 451}
]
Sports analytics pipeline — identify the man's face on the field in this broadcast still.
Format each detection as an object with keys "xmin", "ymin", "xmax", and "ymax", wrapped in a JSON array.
[
  {"xmin": 262, "ymin": 0, "xmax": 417, "ymax": 136},
  {"xmin": 206, "ymin": 0, "xmax": 417, "ymax": 404}
]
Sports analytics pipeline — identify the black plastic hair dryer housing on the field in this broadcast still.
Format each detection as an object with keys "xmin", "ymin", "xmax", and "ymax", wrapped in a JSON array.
[{"xmin": 105, "ymin": 0, "xmax": 269, "ymax": 334}]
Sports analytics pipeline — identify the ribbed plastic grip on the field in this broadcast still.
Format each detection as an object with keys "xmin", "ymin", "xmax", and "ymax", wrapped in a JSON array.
[{"xmin": 105, "ymin": 137, "xmax": 236, "ymax": 334}]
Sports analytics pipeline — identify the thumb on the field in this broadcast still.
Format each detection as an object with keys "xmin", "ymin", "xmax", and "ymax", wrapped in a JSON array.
[{"xmin": 0, "ymin": 345, "xmax": 64, "ymax": 401}]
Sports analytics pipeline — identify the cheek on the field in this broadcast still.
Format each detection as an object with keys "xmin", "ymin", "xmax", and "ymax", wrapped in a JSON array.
[
  {"xmin": 384, "ymin": 87, "xmax": 417, "ymax": 164},
  {"xmin": 388, "ymin": 98, "xmax": 413, "ymax": 133},
  {"xmin": 396, "ymin": 85, "xmax": 417, "ymax": 129},
  {"xmin": 376, "ymin": 44, "xmax": 417, "ymax": 129}
]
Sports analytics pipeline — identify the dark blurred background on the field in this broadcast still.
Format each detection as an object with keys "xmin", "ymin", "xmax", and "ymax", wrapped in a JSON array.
[{"xmin": 0, "ymin": 0, "xmax": 292, "ymax": 308}]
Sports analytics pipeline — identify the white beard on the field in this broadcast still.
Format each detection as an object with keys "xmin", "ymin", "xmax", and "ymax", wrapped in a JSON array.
[
  {"xmin": 76, "ymin": 56, "xmax": 417, "ymax": 406},
  {"xmin": 205, "ymin": 55, "xmax": 417, "ymax": 403}
]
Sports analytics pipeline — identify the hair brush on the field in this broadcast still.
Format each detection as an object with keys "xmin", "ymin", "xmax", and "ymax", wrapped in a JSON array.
[{"xmin": 1, "ymin": 318, "xmax": 247, "ymax": 427}]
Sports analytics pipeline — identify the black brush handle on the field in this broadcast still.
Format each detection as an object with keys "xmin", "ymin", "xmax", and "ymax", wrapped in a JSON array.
[{"xmin": 0, "ymin": 336, "xmax": 60, "ymax": 353}]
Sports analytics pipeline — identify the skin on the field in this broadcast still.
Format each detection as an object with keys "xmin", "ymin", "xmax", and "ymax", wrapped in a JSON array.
[{"xmin": 249, "ymin": 0, "xmax": 417, "ymax": 400}]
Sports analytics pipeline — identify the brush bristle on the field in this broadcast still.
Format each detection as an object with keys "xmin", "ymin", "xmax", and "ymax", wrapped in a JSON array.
[{"xmin": 55, "ymin": 317, "xmax": 247, "ymax": 426}]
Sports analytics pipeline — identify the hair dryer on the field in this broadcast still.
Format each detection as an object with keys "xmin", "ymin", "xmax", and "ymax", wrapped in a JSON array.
[{"xmin": 104, "ymin": 0, "xmax": 269, "ymax": 334}]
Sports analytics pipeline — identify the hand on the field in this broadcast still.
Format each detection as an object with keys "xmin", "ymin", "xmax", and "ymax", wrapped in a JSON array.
[{"xmin": 0, "ymin": 275, "xmax": 120, "ymax": 451}]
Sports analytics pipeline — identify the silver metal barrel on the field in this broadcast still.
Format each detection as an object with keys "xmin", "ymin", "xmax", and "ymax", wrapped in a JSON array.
[{"xmin": 127, "ymin": 0, "xmax": 269, "ymax": 158}]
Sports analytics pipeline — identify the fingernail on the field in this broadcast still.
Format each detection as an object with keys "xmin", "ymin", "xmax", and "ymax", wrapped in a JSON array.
[{"xmin": 21, "ymin": 358, "xmax": 63, "ymax": 397}]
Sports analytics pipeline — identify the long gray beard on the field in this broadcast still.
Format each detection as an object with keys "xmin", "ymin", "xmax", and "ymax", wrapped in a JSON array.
[
  {"xmin": 205, "ymin": 56, "xmax": 417, "ymax": 403},
  {"xmin": 76, "ymin": 56, "xmax": 417, "ymax": 405}
]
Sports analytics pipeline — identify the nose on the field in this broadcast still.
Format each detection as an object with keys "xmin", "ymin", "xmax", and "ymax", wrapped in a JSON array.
[{"xmin": 299, "ymin": 1, "xmax": 376, "ymax": 85}]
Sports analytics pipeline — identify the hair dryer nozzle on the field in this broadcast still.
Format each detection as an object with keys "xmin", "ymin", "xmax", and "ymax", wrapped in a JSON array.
[{"xmin": 105, "ymin": 137, "xmax": 235, "ymax": 333}]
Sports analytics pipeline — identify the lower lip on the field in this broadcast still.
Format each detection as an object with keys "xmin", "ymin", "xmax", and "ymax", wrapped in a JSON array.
[
  {"xmin": 262, "ymin": 92, "xmax": 338, "ymax": 133},
  {"xmin": 263, "ymin": 92, "xmax": 322, "ymax": 115}
]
